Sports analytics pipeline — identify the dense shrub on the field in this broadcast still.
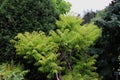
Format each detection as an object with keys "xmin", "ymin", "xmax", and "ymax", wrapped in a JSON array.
[
  {"xmin": 0, "ymin": 0, "xmax": 71, "ymax": 61},
  {"xmin": 13, "ymin": 14, "xmax": 101, "ymax": 80},
  {"xmin": 13, "ymin": 31, "xmax": 63, "ymax": 79}
]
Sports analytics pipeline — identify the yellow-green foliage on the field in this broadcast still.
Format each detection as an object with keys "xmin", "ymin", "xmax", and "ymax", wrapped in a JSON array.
[
  {"xmin": 0, "ymin": 61, "xmax": 28, "ymax": 80},
  {"xmin": 13, "ymin": 31, "xmax": 63, "ymax": 78},
  {"xmin": 50, "ymin": 14, "xmax": 101, "ymax": 51},
  {"xmin": 52, "ymin": 14, "xmax": 101, "ymax": 80},
  {"xmin": 62, "ymin": 55, "xmax": 100, "ymax": 80},
  {"xmin": 13, "ymin": 14, "xmax": 101, "ymax": 80}
]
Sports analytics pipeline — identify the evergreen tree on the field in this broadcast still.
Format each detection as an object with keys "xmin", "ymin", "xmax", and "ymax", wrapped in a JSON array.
[
  {"xmin": 54, "ymin": 14, "xmax": 101, "ymax": 80},
  {"xmin": 13, "ymin": 14, "xmax": 101, "ymax": 80},
  {"xmin": 94, "ymin": 0, "xmax": 120, "ymax": 79},
  {"xmin": 0, "ymin": 0, "xmax": 71, "ymax": 61},
  {"xmin": 82, "ymin": 11, "xmax": 96, "ymax": 24}
]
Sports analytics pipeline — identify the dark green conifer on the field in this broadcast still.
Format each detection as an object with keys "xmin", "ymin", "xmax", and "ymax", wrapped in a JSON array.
[
  {"xmin": 0, "ymin": 0, "xmax": 71, "ymax": 61},
  {"xmin": 94, "ymin": 0, "xmax": 120, "ymax": 79}
]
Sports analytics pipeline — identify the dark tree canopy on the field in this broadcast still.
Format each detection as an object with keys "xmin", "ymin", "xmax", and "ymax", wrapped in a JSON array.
[
  {"xmin": 0, "ymin": 0, "xmax": 71, "ymax": 61},
  {"xmin": 94, "ymin": 0, "xmax": 120, "ymax": 79},
  {"xmin": 82, "ymin": 11, "xmax": 96, "ymax": 24}
]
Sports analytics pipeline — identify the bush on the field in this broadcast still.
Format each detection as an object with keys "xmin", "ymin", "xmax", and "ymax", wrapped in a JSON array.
[
  {"xmin": 0, "ymin": 0, "xmax": 70, "ymax": 61},
  {"xmin": 13, "ymin": 31, "xmax": 63, "ymax": 79},
  {"xmin": 13, "ymin": 14, "xmax": 101, "ymax": 80}
]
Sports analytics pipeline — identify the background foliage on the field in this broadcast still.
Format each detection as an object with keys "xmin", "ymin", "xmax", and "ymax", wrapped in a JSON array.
[
  {"xmin": 0, "ymin": 0, "xmax": 71, "ymax": 61},
  {"xmin": 93, "ymin": 0, "xmax": 120, "ymax": 79}
]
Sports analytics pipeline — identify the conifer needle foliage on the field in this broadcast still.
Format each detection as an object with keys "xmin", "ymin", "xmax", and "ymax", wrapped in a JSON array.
[
  {"xmin": 13, "ymin": 31, "xmax": 62, "ymax": 79},
  {"xmin": 13, "ymin": 14, "xmax": 101, "ymax": 80}
]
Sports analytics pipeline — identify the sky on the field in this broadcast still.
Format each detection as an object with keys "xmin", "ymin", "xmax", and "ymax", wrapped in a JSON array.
[{"xmin": 65, "ymin": 0, "xmax": 113, "ymax": 17}]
